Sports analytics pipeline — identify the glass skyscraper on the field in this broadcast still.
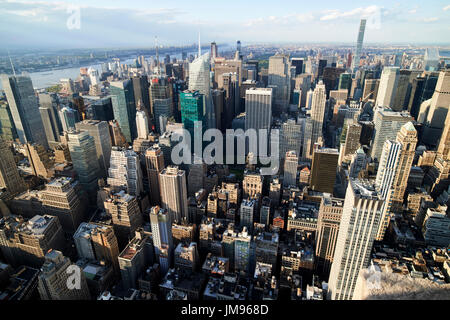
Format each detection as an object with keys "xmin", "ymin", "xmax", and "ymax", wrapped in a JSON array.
[
  {"xmin": 1, "ymin": 74, "xmax": 48, "ymax": 147},
  {"xmin": 180, "ymin": 90, "xmax": 204, "ymax": 150},
  {"xmin": 110, "ymin": 80, "xmax": 137, "ymax": 143}
]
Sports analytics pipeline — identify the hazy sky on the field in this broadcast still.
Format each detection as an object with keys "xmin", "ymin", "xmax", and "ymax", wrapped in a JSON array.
[{"xmin": 1, "ymin": 0, "xmax": 450, "ymax": 49}]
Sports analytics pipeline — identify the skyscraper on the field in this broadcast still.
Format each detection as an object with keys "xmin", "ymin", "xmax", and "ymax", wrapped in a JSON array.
[
  {"xmin": 150, "ymin": 205, "xmax": 173, "ymax": 275},
  {"xmin": 375, "ymin": 67, "xmax": 400, "ymax": 108},
  {"xmin": 180, "ymin": 90, "xmax": 204, "ymax": 149},
  {"xmin": 40, "ymin": 177, "xmax": 85, "ymax": 234},
  {"xmin": 107, "ymin": 147, "xmax": 143, "ymax": 196},
  {"xmin": 244, "ymin": 87, "xmax": 273, "ymax": 134},
  {"xmin": 135, "ymin": 110, "xmax": 149, "ymax": 140},
  {"xmin": 268, "ymin": 54, "xmax": 290, "ymax": 112},
  {"xmin": 310, "ymin": 148, "xmax": 339, "ymax": 194},
  {"xmin": 351, "ymin": 19, "xmax": 366, "ymax": 70},
  {"xmin": 280, "ymin": 119, "xmax": 303, "ymax": 161},
  {"xmin": 240, "ymin": 199, "xmax": 256, "ymax": 230},
  {"xmin": 390, "ymin": 122, "xmax": 417, "ymax": 211},
  {"xmin": 150, "ymin": 76, "xmax": 173, "ymax": 134},
  {"xmin": 38, "ymin": 93, "xmax": 61, "ymax": 148},
  {"xmin": 0, "ymin": 138, "xmax": 26, "ymax": 199},
  {"xmin": 305, "ymin": 81, "xmax": 326, "ymax": 159},
  {"xmin": 75, "ymin": 120, "xmax": 112, "ymax": 178},
  {"xmin": 316, "ymin": 194, "xmax": 343, "ymax": 274},
  {"xmin": 104, "ymin": 190, "xmax": 143, "ymax": 247},
  {"xmin": 59, "ymin": 107, "xmax": 78, "ymax": 132},
  {"xmin": 1, "ymin": 74, "xmax": 48, "ymax": 147},
  {"xmin": 375, "ymin": 140, "xmax": 401, "ymax": 240},
  {"xmin": 145, "ymin": 144, "xmax": 165, "ymax": 205},
  {"xmin": 370, "ymin": 108, "xmax": 413, "ymax": 161},
  {"xmin": 67, "ymin": 130, "xmax": 100, "ymax": 194},
  {"xmin": 159, "ymin": 166, "xmax": 189, "ymax": 223},
  {"xmin": 189, "ymin": 52, "xmax": 215, "ymax": 129},
  {"xmin": 73, "ymin": 222, "xmax": 120, "ymax": 275},
  {"xmin": 110, "ymin": 80, "xmax": 137, "ymax": 143},
  {"xmin": 283, "ymin": 151, "xmax": 298, "ymax": 187},
  {"xmin": 327, "ymin": 179, "xmax": 383, "ymax": 300},
  {"xmin": 234, "ymin": 226, "xmax": 251, "ymax": 276}
]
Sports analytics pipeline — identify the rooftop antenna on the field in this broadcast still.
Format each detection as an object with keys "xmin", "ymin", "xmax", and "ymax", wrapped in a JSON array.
[
  {"xmin": 8, "ymin": 51, "xmax": 16, "ymax": 76},
  {"xmin": 198, "ymin": 32, "xmax": 201, "ymax": 58},
  {"xmin": 155, "ymin": 36, "xmax": 160, "ymax": 76}
]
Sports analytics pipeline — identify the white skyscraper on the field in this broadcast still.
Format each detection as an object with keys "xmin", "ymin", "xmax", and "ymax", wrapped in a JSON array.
[
  {"xmin": 88, "ymin": 67, "xmax": 100, "ymax": 86},
  {"xmin": 327, "ymin": 179, "xmax": 384, "ymax": 300},
  {"xmin": 375, "ymin": 67, "xmax": 399, "ymax": 108},
  {"xmin": 283, "ymin": 151, "xmax": 298, "ymax": 187},
  {"xmin": 280, "ymin": 118, "xmax": 303, "ymax": 160},
  {"xmin": 376, "ymin": 140, "xmax": 401, "ymax": 200},
  {"xmin": 370, "ymin": 108, "xmax": 412, "ymax": 161},
  {"xmin": 136, "ymin": 110, "xmax": 149, "ymax": 139},
  {"xmin": 305, "ymin": 81, "xmax": 326, "ymax": 158},
  {"xmin": 107, "ymin": 147, "xmax": 144, "ymax": 196},
  {"xmin": 189, "ymin": 52, "xmax": 215, "ymax": 129},
  {"xmin": 244, "ymin": 87, "xmax": 273, "ymax": 133},
  {"xmin": 159, "ymin": 165, "xmax": 189, "ymax": 223}
]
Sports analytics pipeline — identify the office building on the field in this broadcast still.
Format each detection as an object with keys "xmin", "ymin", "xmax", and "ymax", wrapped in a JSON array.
[
  {"xmin": 327, "ymin": 179, "xmax": 384, "ymax": 300},
  {"xmin": 67, "ymin": 130, "xmax": 100, "ymax": 194},
  {"xmin": 159, "ymin": 166, "xmax": 188, "ymax": 223},
  {"xmin": 1, "ymin": 74, "xmax": 47, "ymax": 147},
  {"xmin": 0, "ymin": 215, "xmax": 65, "ymax": 268},
  {"xmin": 75, "ymin": 120, "xmax": 112, "ymax": 178},
  {"xmin": 110, "ymin": 80, "xmax": 137, "ymax": 143},
  {"xmin": 370, "ymin": 108, "xmax": 412, "ymax": 161},
  {"xmin": 38, "ymin": 250, "xmax": 90, "ymax": 300},
  {"xmin": 244, "ymin": 88, "xmax": 273, "ymax": 134},
  {"xmin": 0, "ymin": 138, "xmax": 26, "ymax": 199},
  {"xmin": 107, "ymin": 147, "xmax": 143, "ymax": 196},
  {"xmin": 40, "ymin": 177, "xmax": 84, "ymax": 234},
  {"xmin": 150, "ymin": 206, "xmax": 173, "ymax": 275},
  {"xmin": 316, "ymin": 195, "xmax": 343, "ymax": 273},
  {"xmin": 310, "ymin": 148, "xmax": 339, "ymax": 194},
  {"xmin": 376, "ymin": 67, "xmax": 399, "ymax": 108},
  {"xmin": 73, "ymin": 222, "xmax": 120, "ymax": 274},
  {"xmin": 118, "ymin": 229, "xmax": 154, "ymax": 289},
  {"xmin": 240, "ymin": 199, "xmax": 256, "ymax": 230},
  {"xmin": 145, "ymin": 145, "xmax": 165, "ymax": 205},
  {"xmin": 283, "ymin": 151, "xmax": 298, "ymax": 187},
  {"xmin": 104, "ymin": 190, "xmax": 143, "ymax": 247},
  {"xmin": 189, "ymin": 53, "xmax": 215, "ymax": 129}
]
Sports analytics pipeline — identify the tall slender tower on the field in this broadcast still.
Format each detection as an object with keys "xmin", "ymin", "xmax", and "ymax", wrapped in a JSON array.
[
  {"xmin": 327, "ymin": 179, "xmax": 384, "ymax": 300},
  {"xmin": 67, "ymin": 130, "xmax": 100, "ymax": 194},
  {"xmin": 390, "ymin": 122, "xmax": 417, "ymax": 206},
  {"xmin": 159, "ymin": 166, "xmax": 189, "ymax": 223},
  {"xmin": 1, "ymin": 74, "xmax": 48, "ymax": 148},
  {"xmin": 189, "ymin": 52, "xmax": 215, "ymax": 129},
  {"xmin": 351, "ymin": 19, "xmax": 366, "ymax": 70},
  {"xmin": 145, "ymin": 144, "xmax": 165, "ymax": 205},
  {"xmin": 306, "ymin": 81, "xmax": 326, "ymax": 158}
]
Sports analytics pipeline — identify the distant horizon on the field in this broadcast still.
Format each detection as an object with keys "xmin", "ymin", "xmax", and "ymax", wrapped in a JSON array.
[{"xmin": 3, "ymin": 42, "xmax": 450, "ymax": 54}]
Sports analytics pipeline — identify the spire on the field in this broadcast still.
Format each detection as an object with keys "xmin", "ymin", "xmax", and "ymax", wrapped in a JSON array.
[
  {"xmin": 155, "ymin": 36, "xmax": 160, "ymax": 76},
  {"xmin": 8, "ymin": 51, "xmax": 16, "ymax": 77},
  {"xmin": 198, "ymin": 32, "xmax": 201, "ymax": 58}
]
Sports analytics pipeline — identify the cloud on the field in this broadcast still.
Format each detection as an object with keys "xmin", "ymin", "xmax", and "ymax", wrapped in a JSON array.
[
  {"xmin": 444, "ymin": 5, "xmax": 450, "ymax": 11},
  {"xmin": 244, "ymin": 12, "xmax": 314, "ymax": 27},
  {"xmin": 422, "ymin": 17, "xmax": 439, "ymax": 22},
  {"xmin": 320, "ymin": 6, "xmax": 379, "ymax": 21}
]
